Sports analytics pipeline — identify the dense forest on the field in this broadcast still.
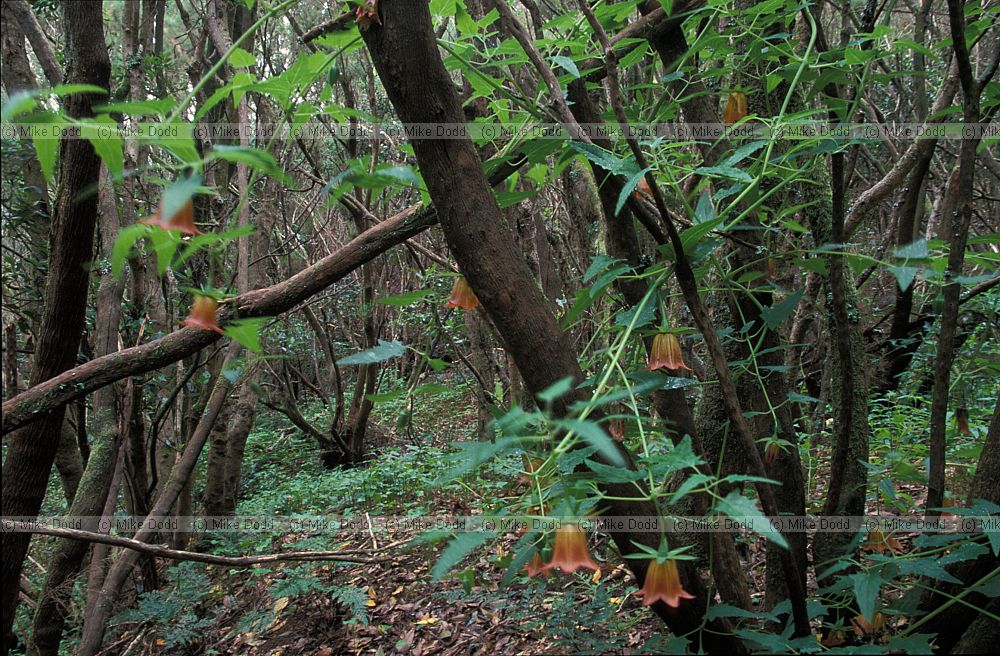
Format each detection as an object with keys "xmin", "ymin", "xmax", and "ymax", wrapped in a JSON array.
[{"xmin": 1, "ymin": 0, "xmax": 999, "ymax": 654}]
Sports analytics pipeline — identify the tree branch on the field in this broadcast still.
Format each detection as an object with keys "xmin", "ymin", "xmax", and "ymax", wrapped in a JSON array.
[{"xmin": 3, "ymin": 522, "xmax": 395, "ymax": 566}]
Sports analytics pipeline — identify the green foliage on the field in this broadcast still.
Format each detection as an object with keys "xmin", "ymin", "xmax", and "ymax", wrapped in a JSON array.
[{"xmin": 111, "ymin": 562, "xmax": 215, "ymax": 650}]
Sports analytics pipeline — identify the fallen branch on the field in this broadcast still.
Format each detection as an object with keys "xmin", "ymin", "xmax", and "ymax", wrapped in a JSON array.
[{"xmin": 5, "ymin": 522, "xmax": 409, "ymax": 566}]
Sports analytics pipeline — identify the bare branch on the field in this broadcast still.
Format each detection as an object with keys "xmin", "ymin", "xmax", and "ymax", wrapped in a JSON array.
[{"xmin": 4, "ymin": 522, "xmax": 400, "ymax": 566}]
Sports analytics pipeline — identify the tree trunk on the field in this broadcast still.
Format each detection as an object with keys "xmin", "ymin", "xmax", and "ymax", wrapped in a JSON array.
[
  {"xmin": 28, "ymin": 165, "xmax": 128, "ymax": 656},
  {"xmin": 359, "ymin": 4, "xmax": 744, "ymax": 651},
  {"xmin": 917, "ymin": 393, "xmax": 1000, "ymax": 653},
  {"xmin": 926, "ymin": 0, "xmax": 983, "ymax": 515},
  {"xmin": 0, "ymin": 3, "xmax": 109, "ymax": 652},
  {"xmin": 76, "ymin": 344, "xmax": 241, "ymax": 656}
]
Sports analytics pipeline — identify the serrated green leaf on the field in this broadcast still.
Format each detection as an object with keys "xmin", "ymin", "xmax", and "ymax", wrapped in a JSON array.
[
  {"xmin": 536, "ymin": 376, "xmax": 575, "ymax": 404},
  {"xmin": 223, "ymin": 317, "xmax": 269, "ymax": 353},
  {"xmin": 378, "ymin": 289, "xmax": 432, "ymax": 306},
  {"xmin": 761, "ymin": 288, "xmax": 804, "ymax": 330},
  {"xmin": 111, "ymin": 224, "xmax": 151, "ymax": 279},
  {"xmin": 336, "ymin": 339, "xmax": 405, "ymax": 366},
  {"xmin": 432, "ymin": 532, "xmax": 493, "ymax": 581},
  {"xmin": 554, "ymin": 418, "xmax": 625, "ymax": 467},
  {"xmin": 551, "ymin": 55, "xmax": 580, "ymax": 79},
  {"xmin": 229, "ymin": 47, "xmax": 257, "ymax": 69},
  {"xmin": 850, "ymin": 569, "xmax": 882, "ymax": 622},
  {"xmin": 714, "ymin": 491, "xmax": 788, "ymax": 549},
  {"xmin": 584, "ymin": 459, "xmax": 645, "ymax": 483}
]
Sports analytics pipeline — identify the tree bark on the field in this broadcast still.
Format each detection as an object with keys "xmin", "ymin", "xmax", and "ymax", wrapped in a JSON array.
[
  {"xmin": 0, "ymin": 3, "xmax": 109, "ymax": 652},
  {"xmin": 76, "ymin": 344, "xmax": 241, "ymax": 656},
  {"xmin": 926, "ymin": 0, "xmax": 987, "ymax": 517},
  {"xmin": 917, "ymin": 393, "xmax": 1000, "ymax": 653}
]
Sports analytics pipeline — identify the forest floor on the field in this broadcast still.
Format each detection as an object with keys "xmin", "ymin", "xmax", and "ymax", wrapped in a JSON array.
[{"xmin": 84, "ymin": 378, "xmax": 986, "ymax": 655}]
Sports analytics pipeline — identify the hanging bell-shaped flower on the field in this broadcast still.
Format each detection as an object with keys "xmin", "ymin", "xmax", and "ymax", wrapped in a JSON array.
[
  {"xmin": 609, "ymin": 418, "xmax": 626, "ymax": 442},
  {"xmin": 446, "ymin": 276, "xmax": 479, "ymax": 310},
  {"xmin": 524, "ymin": 552, "xmax": 550, "ymax": 579},
  {"xmin": 851, "ymin": 611, "xmax": 886, "ymax": 636},
  {"xmin": 723, "ymin": 91, "xmax": 748, "ymax": 124},
  {"xmin": 181, "ymin": 295, "xmax": 224, "ymax": 334},
  {"xmin": 955, "ymin": 406, "xmax": 971, "ymax": 435},
  {"xmin": 633, "ymin": 177, "xmax": 653, "ymax": 202},
  {"xmin": 863, "ymin": 527, "xmax": 903, "ymax": 554},
  {"xmin": 764, "ymin": 442, "xmax": 781, "ymax": 464},
  {"xmin": 543, "ymin": 523, "xmax": 600, "ymax": 574},
  {"xmin": 635, "ymin": 558, "xmax": 696, "ymax": 608},
  {"xmin": 141, "ymin": 197, "xmax": 202, "ymax": 235},
  {"xmin": 647, "ymin": 333, "xmax": 691, "ymax": 371}
]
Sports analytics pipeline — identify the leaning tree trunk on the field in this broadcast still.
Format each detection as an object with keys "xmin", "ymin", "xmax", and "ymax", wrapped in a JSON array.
[
  {"xmin": 28, "ymin": 168, "xmax": 127, "ymax": 656},
  {"xmin": 359, "ymin": 3, "xmax": 744, "ymax": 651},
  {"xmin": 0, "ymin": 3, "xmax": 109, "ymax": 653}
]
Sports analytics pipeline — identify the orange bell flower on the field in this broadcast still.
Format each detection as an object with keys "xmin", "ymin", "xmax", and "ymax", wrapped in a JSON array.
[
  {"xmin": 647, "ymin": 333, "xmax": 691, "ymax": 371},
  {"xmin": 141, "ymin": 197, "xmax": 201, "ymax": 235},
  {"xmin": 609, "ymin": 418, "xmax": 625, "ymax": 442},
  {"xmin": 543, "ymin": 523, "xmax": 600, "ymax": 574},
  {"xmin": 446, "ymin": 276, "xmax": 479, "ymax": 310},
  {"xmin": 635, "ymin": 558, "xmax": 695, "ymax": 608},
  {"xmin": 633, "ymin": 177, "xmax": 653, "ymax": 202},
  {"xmin": 723, "ymin": 91, "xmax": 747, "ymax": 124},
  {"xmin": 863, "ymin": 527, "xmax": 903, "ymax": 554},
  {"xmin": 955, "ymin": 406, "xmax": 971, "ymax": 435},
  {"xmin": 525, "ymin": 552, "xmax": 550, "ymax": 578},
  {"xmin": 764, "ymin": 442, "xmax": 781, "ymax": 464},
  {"xmin": 851, "ymin": 611, "xmax": 886, "ymax": 636},
  {"xmin": 181, "ymin": 295, "xmax": 224, "ymax": 334}
]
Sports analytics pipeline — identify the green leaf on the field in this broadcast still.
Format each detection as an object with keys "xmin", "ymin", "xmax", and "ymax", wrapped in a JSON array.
[
  {"xmin": 695, "ymin": 191, "xmax": 715, "ymax": 224},
  {"xmin": 336, "ymin": 340, "xmax": 406, "ymax": 366},
  {"xmin": 888, "ymin": 265, "xmax": 919, "ymax": 292},
  {"xmin": 551, "ymin": 55, "xmax": 580, "ymax": 79},
  {"xmin": 228, "ymin": 47, "xmax": 257, "ymax": 69},
  {"xmin": 208, "ymin": 145, "xmax": 288, "ymax": 182},
  {"xmin": 893, "ymin": 238, "xmax": 929, "ymax": 260},
  {"xmin": 438, "ymin": 437, "xmax": 521, "ymax": 482},
  {"xmin": 111, "ymin": 224, "xmax": 151, "ymax": 279},
  {"xmin": 536, "ymin": 376, "xmax": 574, "ymax": 404},
  {"xmin": 49, "ymin": 84, "xmax": 108, "ymax": 97},
  {"xmin": 705, "ymin": 604, "xmax": 778, "ymax": 622},
  {"xmin": 223, "ymin": 317, "xmax": 269, "ymax": 353},
  {"xmin": 96, "ymin": 98, "xmax": 176, "ymax": 116},
  {"xmin": 669, "ymin": 473, "xmax": 711, "ymax": 504},
  {"xmin": 714, "ymin": 491, "xmax": 788, "ymax": 549},
  {"xmin": 378, "ymin": 289, "xmax": 432, "ymax": 306},
  {"xmin": 646, "ymin": 436, "xmax": 704, "ymax": 478},
  {"xmin": 80, "ymin": 116, "xmax": 124, "ymax": 177},
  {"xmin": 159, "ymin": 176, "xmax": 203, "ymax": 225},
  {"xmin": 584, "ymin": 458, "xmax": 645, "ymax": 482},
  {"xmin": 615, "ymin": 167, "xmax": 653, "ymax": 217},
  {"xmin": 583, "ymin": 254, "xmax": 620, "ymax": 283},
  {"xmin": 850, "ymin": 569, "xmax": 883, "ymax": 622},
  {"xmin": 694, "ymin": 165, "xmax": 753, "ymax": 182},
  {"xmin": 566, "ymin": 140, "xmax": 640, "ymax": 177},
  {"xmin": 367, "ymin": 389, "xmax": 406, "ymax": 404},
  {"xmin": 147, "ymin": 227, "xmax": 182, "ymax": 276},
  {"xmin": 413, "ymin": 383, "xmax": 451, "ymax": 396},
  {"xmin": 32, "ymin": 125, "xmax": 61, "ymax": 185},
  {"xmin": 615, "ymin": 301, "xmax": 655, "ymax": 329},
  {"xmin": 761, "ymin": 288, "xmax": 804, "ymax": 330},
  {"xmin": 431, "ymin": 532, "xmax": 493, "ymax": 580},
  {"xmin": 554, "ymin": 418, "xmax": 625, "ymax": 467},
  {"xmin": 2, "ymin": 91, "xmax": 38, "ymax": 120}
]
